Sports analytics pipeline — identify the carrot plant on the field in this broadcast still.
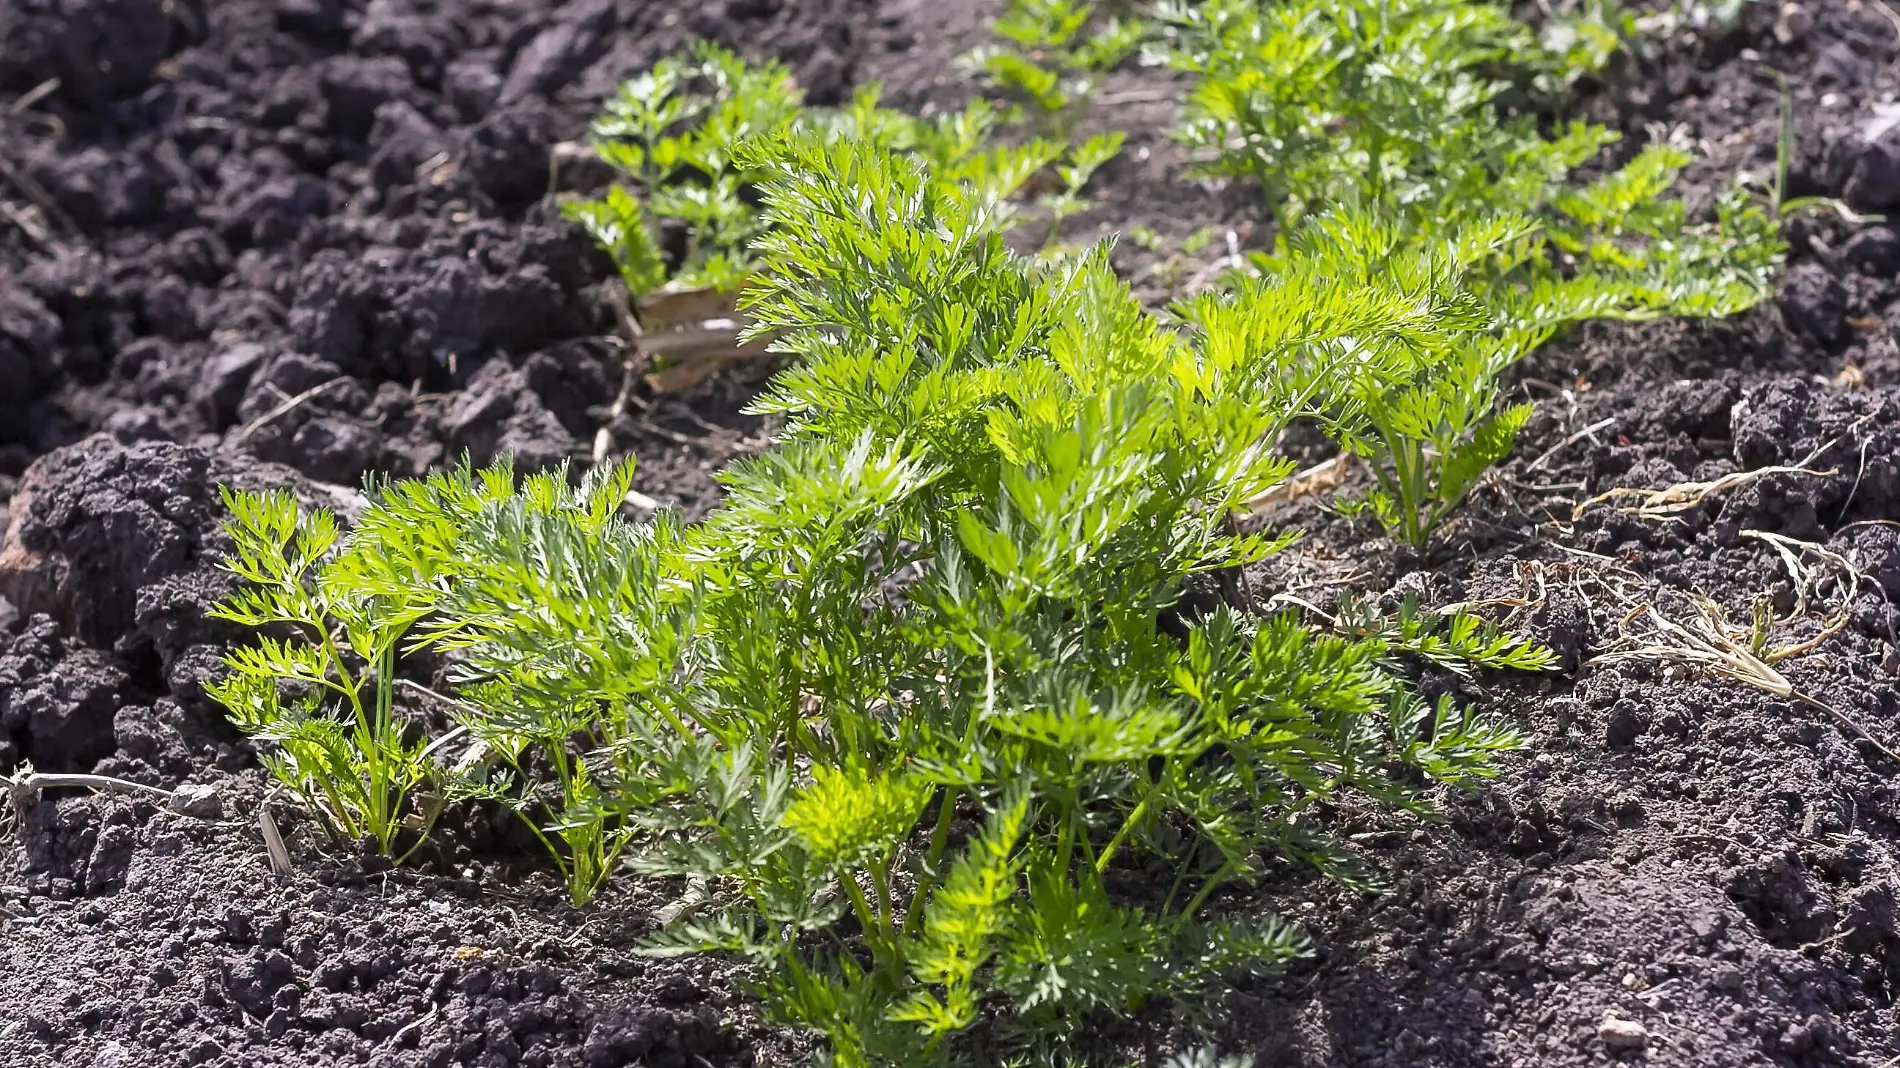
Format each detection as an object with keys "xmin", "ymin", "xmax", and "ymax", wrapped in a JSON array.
[
  {"xmin": 963, "ymin": 0, "xmax": 1144, "ymax": 137},
  {"xmin": 207, "ymin": 463, "xmax": 679, "ymax": 903},
  {"xmin": 1158, "ymin": 0, "xmax": 1784, "ymax": 546},
  {"xmin": 207, "ymin": 488, "xmax": 449, "ymax": 860},
  {"xmin": 565, "ymin": 43, "xmax": 1125, "ymax": 305},
  {"xmin": 560, "ymin": 42, "xmax": 799, "ymax": 296},
  {"xmin": 596, "ymin": 132, "xmax": 1548, "ymax": 1058},
  {"xmin": 214, "ymin": 128, "xmax": 1554, "ymax": 1063},
  {"xmin": 344, "ymin": 461, "xmax": 684, "ymax": 906},
  {"xmin": 205, "ymin": 16, "xmax": 1698, "ymax": 1063}
]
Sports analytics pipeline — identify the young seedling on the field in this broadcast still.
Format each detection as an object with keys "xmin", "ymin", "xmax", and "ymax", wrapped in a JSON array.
[
  {"xmin": 1765, "ymin": 76, "xmax": 1882, "ymax": 224},
  {"xmin": 1158, "ymin": 0, "xmax": 1785, "ymax": 547},
  {"xmin": 570, "ymin": 41, "xmax": 1136, "ymax": 300},
  {"xmin": 210, "ymin": 462, "xmax": 676, "ymax": 904},
  {"xmin": 1332, "ymin": 594, "xmax": 1560, "ymax": 677},
  {"xmin": 1036, "ymin": 130, "xmax": 1125, "ymax": 250},
  {"xmin": 964, "ymin": 0, "xmax": 1145, "ymax": 138},
  {"xmin": 207, "ymin": 488, "xmax": 448, "ymax": 861},
  {"xmin": 567, "ymin": 44, "xmax": 1129, "ymax": 398},
  {"xmin": 564, "ymin": 42, "xmax": 803, "ymax": 297}
]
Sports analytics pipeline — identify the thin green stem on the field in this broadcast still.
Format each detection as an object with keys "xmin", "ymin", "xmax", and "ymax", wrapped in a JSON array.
[
  {"xmin": 1073, "ymin": 805, "xmax": 1098, "ymax": 871},
  {"xmin": 1177, "ymin": 859, "xmax": 1238, "ymax": 925},
  {"xmin": 392, "ymin": 789, "xmax": 450, "ymax": 867},
  {"xmin": 302, "ymin": 748, "xmax": 366, "ymax": 842},
  {"xmin": 1096, "ymin": 770, "xmax": 1162, "ymax": 874},
  {"xmin": 872, "ymin": 861, "xmax": 895, "ymax": 934},
  {"xmin": 1054, "ymin": 791, "xmax": 1078, "ymax": 874},
  {"xmin": 1159, "ymin": 851, "xmax": 1196, "ymax": 918},
  {"xmin": 370, "ymin": 646, "xmax": 398, "ymax": 850},
  {"xmin": 903, "ymin": 647, "xmax": 996, "ymax": 934},
  {"xmin": 1384, "ymin": 433, "xmax": 1430, "ymax": 548},
  {"xmin": 841, "ymin": 873, "xmax": 885, "ymax": 966},
  {"xmin": 902, "ymin": 786, "xmax": 961, "ymax": 938},
  {"xmin": 517, "ymin": 811, "xmax": 573, "ymax": 889}
]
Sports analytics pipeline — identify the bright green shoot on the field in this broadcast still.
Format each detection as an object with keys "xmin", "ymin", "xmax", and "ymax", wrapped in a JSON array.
[
  {"xmin": 1159, "ymin": 0, "xmax": 1784, "ymax": 546},
  {"xmin": 965, "ymin": 0, "xmax": 1144, "ymax": 136},
  {"xmin": 210, "ymin": 461, "xmax": 680, "ymax": 906},
  {"xmin": 564, "ymin": 42, "xmax": 802, "ymax": 295},
  {"xmin": 567, "ymin": 42, "xmax": 1128, "ymax": 308},
  {"xmin": 343, "ymin": 458, "xmax": 676, "ymax": 907},
  {"xmin": 207, "ymin": 488, "xmax": 447, "ymax": 860}
]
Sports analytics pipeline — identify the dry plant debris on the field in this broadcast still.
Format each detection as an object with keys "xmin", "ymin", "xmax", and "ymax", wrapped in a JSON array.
[
  {"xmin": 1592, "ymin": 530, "xmax": 1899, "ymax": 764},
  {"xmin": 1575, "ymin": 413, "xmax": 1874, "ymax": 521},
  {"xmin": 1575, "ymin": 463, "xmax": 1838, "ymax": 521}
]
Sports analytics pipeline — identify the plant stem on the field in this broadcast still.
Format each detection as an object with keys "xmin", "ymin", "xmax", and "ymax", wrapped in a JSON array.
[
  {"xmin": 1387, "ymin": 434, "xmax": 1429, "ymax": 548},
  {"xmin": 902, "ymin": 787, "xmax": 961, "ymax": 938},
  {"xmin": 1055, "ymin": 792, "xmax": 1077, "ymax": 874},
  {"xmin": 1095, "ymin": 771, "xmax": 1161, "ymax": 874},
  {"xmin": 371, "ymin": 645, "xmax": 397, "ymax": 851},
  {"xmin": 872, "ymin": 861, "xmax": 895, "ymax": 933},
  {"xmin": 841, "ymin": 872, "xmax": 892, "ymax": 975},
  {"xmin": 1177, "ymin": 859, "xmax": 1237, "ymax": 924},
  {"xmin": 1160, "ymin": 855, "xmax": 1193, "ymax": 918},
  {"xmin": 392, "ymin": 790, "xmax": 450, "ymax": 867}
]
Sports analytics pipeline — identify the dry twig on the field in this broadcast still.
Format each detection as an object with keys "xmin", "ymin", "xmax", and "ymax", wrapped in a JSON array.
[
  {"xmin": 0, "ymin": 200, "xmax": 52, "ymax": 249},
  {"xmin": 1576, "ymin": 463, "xmax": 1837, "ymax": 521},
  {"xmin": 1525, "ymin": 416, "xmax": 1616, "ymax": 473},
  {"xmin": 1575, "ymin": 417, "xmax": 1873, "ymax": 521},
  {"xmin": 1872, "ymin": 0, "xmax": 1900, "ymax": 39},
  {"xmin": 9, "ymin": 78, "xmax": 60, "ymax": 114},
  {"xmin": 590, "ymin": 283, "xmax": 653, "ymax": 464},
  {"xmin": 643, "ymin": 338, "xmax": 774, "ymax": 393},
  {"xmin": 5, "ymin": 770, "xmax": 175, "ymax": 816},
  {"xmin": 232, "ymin": 378, "xmax": 350, "ymax": 445},
  {"xmin": 630, "ymin": 285, "xmax": 778, "ymax": 394},
  {"xmin": 0, "ymin": 156, "xmax": 78, "ymax": 236},
  {"xmin": 1243, "ymin": 453, "xmax": 1355, "ymax": 514},
  {"xmin": 1435, "ymin": 558, "xmax": 1554, "ymax": 630}
]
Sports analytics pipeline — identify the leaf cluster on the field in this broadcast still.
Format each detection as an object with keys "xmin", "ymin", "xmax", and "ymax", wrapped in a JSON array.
[
  {"xmin": 562, "ymin": 42, "xmax": 798, "ymax": 295},
  {"xmin": 963, "ymin": 0, "xmax": 1145, "ymax": 136},
  {"xmin": 207, "ymin": 487, "xmax": 449, "ymax": 860},
  {"xmin": 1157, "ymin": 0, "xmax": 1784, "ymax": 545},
  {"xmin": 212, "ymin": 126, "xmax": 1553, "ymax": 1064},
  {"xmin": 565, "ymin": 42, "xmax": 1125, "ymax": 304}
]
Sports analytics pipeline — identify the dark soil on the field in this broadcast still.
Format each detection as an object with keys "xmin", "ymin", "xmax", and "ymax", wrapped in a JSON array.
[{"xmin": 2, "ymin": 1, "xmax": 1897, "ymax": 1066}]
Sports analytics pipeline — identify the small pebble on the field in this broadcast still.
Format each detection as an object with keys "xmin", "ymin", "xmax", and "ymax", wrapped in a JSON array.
[
  {"xmin": 1774, "ymin": 2, "xmax": 1813, "ymax": 44},
  {"xmin": 169, "ymin": 783, "xmax": 224, "ymax": 820},
  {"xmin": 1599, "ymin": 1016, "xmax": 1649, "ymax": 1050}
]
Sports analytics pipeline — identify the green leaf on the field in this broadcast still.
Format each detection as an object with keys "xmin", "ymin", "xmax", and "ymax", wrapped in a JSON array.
[
  {"xmin": 782, "ymin": 765, "xmax": 930, "ymax": 872},
  {"xmin": 893, "ymin": 787, "xmax": 1031, "ymax": 1035},
  {"xmin": 561, "ymin": 186, "xmax": 666, "ymax": 296}
]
